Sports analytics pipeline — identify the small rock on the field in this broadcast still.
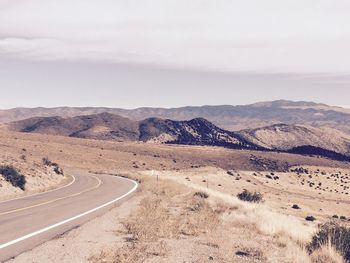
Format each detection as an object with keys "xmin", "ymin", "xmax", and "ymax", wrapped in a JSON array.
[
  {"xmin": 305, "ymin": 216, "xmax": 316, "ymax": 222},
  {"xmin": 236, "ymin": 251, "xmax": 249, "ymax": 257},
  {"xmin": 292, "ymin": 204, "xmax": 301, "ymax": 210}
]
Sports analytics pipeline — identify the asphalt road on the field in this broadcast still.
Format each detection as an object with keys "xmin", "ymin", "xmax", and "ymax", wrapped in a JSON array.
[{"xmin": 0, "ymin": 170, "xmax": 138, "ymax": 262}]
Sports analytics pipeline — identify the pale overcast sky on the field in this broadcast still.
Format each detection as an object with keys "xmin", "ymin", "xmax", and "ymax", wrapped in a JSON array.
[{"xmin": 1, "ymin": 0, "xmax": 350, "ymax": 108}]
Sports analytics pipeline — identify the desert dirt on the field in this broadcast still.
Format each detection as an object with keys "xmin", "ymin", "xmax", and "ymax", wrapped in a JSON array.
[
  {"xmin": 0, "ymin": 141, "xmax": 70, "ymax": 201},
  {"xmin": 1, "ymin": 129, "xmax": 349, "ymax": 263}
]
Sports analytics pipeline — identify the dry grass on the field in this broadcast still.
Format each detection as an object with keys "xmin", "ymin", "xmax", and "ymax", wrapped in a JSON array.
[
  {"xmin": 90, "ymin": 175, "xmax": 323, "ymax": 263},
  {"xmin": 254, "ymin": 207, "xmax": 315, "ymax": 242},
  {"xmin": 91, "ymin": 178, "xmax": 222, "ymax": 263},
  {"xmin": 311, "ymin": 245, "xmax": 345, "ymax": 263},
  {"xmin": 308, "ymin": 222, "xmax": 350, "ymax": 263},
  {"xmin": 161, "ymin": 171, "xmax": 316, "ymax": 243}
]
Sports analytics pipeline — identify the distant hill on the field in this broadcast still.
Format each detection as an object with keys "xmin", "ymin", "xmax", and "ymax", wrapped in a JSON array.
[
  {"xmin": 7, "ymin": 112, "xmax": 350, "ymax": 162},
  {"xmin": 10, "ymin": 112, "xmax": 139, "ymax": 141},
  {"xmin": 139, "ymin": 117, "xmax": 259, "ymax": 150},
  {"xmin": 8, "ymin": 113, "xmax": 260, "ymax": 150},
  {"xmin": 239, "ymin": 124, "xmax": 350, "ymax": 156},
  {"xmin": 1, "ymin": 100, "xmax": 350, "ymax": 134},
  {"xmin": 248, "ymin": 100, "xmax": 328, "ymax": 108}
]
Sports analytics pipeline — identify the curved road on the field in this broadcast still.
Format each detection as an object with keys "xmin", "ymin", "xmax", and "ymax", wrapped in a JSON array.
[{"xmin": 0, "ymin": 170, "xmax": 138, "ymax": 262}]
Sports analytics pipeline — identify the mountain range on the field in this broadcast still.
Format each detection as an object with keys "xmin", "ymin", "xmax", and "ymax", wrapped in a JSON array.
[
  {"xmin": 6, "ymin": 109, "xmax": 350, "ymax": 162},
  {"xmin": 1, "ymin": 100, "xmax": 350, "ymax": 134}
]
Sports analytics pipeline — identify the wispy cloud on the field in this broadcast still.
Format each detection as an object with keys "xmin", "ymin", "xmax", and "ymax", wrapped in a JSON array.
[{"xmin": 1, "ymin": 0, "xmax": 350, "ymax": 73}]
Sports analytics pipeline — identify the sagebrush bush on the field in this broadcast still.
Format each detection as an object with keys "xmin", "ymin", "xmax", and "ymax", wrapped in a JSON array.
[
  {"xmin": 308, "ymin": 222, "xmax": 350, "ymax": 262},
  {"xmin": 0, "ymin": 165, "xmax": 26, "ymax": 190},
  {"xmin": 43, "ymin": 157, "xmax": 64, "ymax": 175},
  {"xmin": 194, "ymin": 191, "xmax": 209, "ymax": 199},
  {"xmin": 53, "ymin": 166, "xmax": 64, "ymax": 175},
  {"xmin": 237, "ymin": 189, "xmax": 264, "ymax": 203},
  {"xmin": 42, "ymin": 157, "xmax": 58, "ymax": 167}
]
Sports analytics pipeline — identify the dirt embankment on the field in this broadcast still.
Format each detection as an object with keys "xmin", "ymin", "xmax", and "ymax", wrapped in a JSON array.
[{"xmin": 0, "ymin": 153, "xmax": 69, "ymax": 201}]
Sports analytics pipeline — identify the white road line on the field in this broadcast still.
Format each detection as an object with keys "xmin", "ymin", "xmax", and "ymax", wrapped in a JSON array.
[
  {"xmin": 0, "ymin": 176, "xmax": 138, "ymax": 250},
  {"xmin": 0, "ymin": 174, "xmax": 76, "ymax": 204}
]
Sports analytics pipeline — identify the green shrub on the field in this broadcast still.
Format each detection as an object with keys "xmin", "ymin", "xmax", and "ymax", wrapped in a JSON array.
[
  {"xmin": 308, "ymin": 222, "xmax": 350, "ymax": 261},
  {"xmin": 0, "ymin": 165, "xmax": 26, "ymax": 190},
  {"xmin": 237, "ymin": 189, "xmax": 263, "ymax": 203}
]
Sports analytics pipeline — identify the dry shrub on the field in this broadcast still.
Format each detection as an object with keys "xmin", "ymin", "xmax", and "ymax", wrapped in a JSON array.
[
  {"xmin": 123, "ymin": 196, "xmax": 174, "ymax": 242},
  {"xmin": 0, "ymin": 165, "xmax": 26, "ymax": 190},
  {"xmin": 177, "ymin": 198, "xmax": 220, "ymax": 236},
  {"xmin": 91, "ymin": 242, "xmax": 168, "ymax": 263},
  {"xmin": 193, "ymin": 191, "xmax": 209, "ymax": 199},
  {"xmin": 235, "ymin": 246, "xmax": 265, "ymax": 261},
  {"xmin": 237, "ymin": 189, "xmax": 264, "ymax": 203}
]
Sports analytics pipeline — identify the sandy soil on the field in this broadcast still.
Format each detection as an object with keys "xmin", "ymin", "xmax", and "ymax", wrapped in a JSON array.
[{"xmin": 147, "ymin": 166, "xmax": 350, "ymax": 224}]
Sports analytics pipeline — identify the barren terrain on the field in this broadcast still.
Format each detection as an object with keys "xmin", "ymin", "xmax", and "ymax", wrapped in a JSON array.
[{"xmin": 1, "ymin": 129, "xmax": 349, "ymax": 262}]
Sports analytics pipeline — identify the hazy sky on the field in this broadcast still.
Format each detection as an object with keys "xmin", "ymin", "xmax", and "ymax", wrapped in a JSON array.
[{"xmin": 1, "ymin": 0, "xmax": 350, "ymax": 108}]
